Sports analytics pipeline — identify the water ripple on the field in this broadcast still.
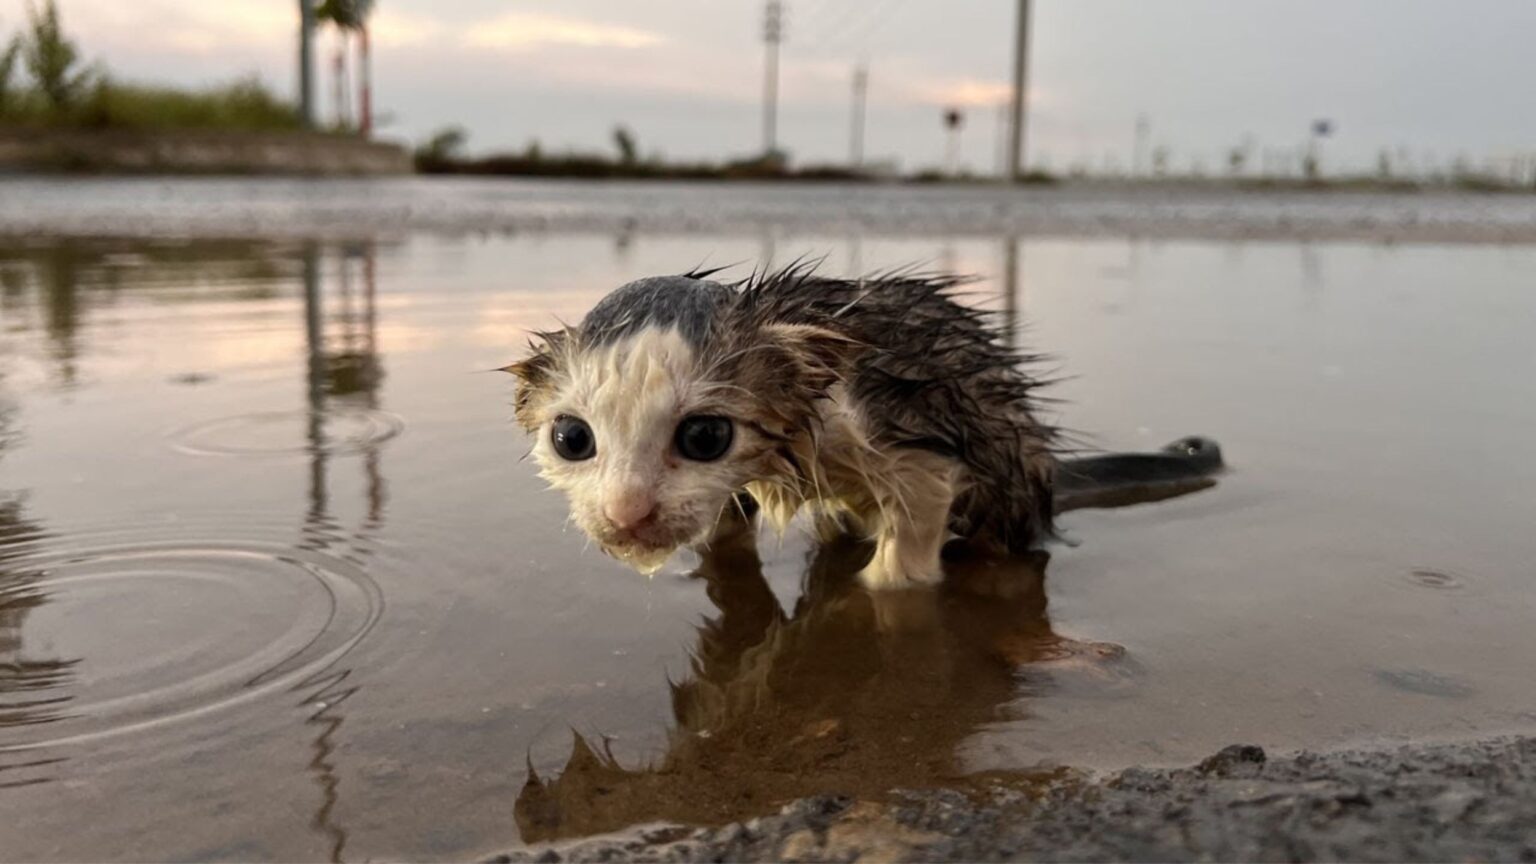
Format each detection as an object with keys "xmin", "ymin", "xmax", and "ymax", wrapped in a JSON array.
[
  {"xmin": 169, "ymin": 409, "xmax": 404, "ymax": 457},
  {"xmin": 0, "ymin": 518, "xmax": 384, "ymax": 754}
]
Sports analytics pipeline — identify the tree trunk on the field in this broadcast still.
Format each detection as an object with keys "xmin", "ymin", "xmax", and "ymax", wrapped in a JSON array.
[
  {"xmin": 332, "ymin": 30, "xmax": 350, "ymax": 129},
  {"xmin": 358, "ymin": 25, "xmax": 372, "ymax": 138}
]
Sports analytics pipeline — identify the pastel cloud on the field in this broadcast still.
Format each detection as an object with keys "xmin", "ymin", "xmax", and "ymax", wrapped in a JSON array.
[
  {"xmin": 367, "ymin": 10, "xmax": 449, "ymax": 48},
  {"xmin": 914, "ymin": 78, "xmax": 1014, "ymax": 108},
  {"xmin": 462, "ymin": 12, "xmax": 664, "ymax": 52}
]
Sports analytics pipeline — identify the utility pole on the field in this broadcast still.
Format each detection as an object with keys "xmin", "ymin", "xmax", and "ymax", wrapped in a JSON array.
[
  {"xmin": 1006, "ymin": 0, "xmax": 1032, "ymax": 181},
  {"xmin": 1133, "ymin": 113, "xmax": 1150, "ymax": 176},
  {"xmin": 333, "ymin": 35, "xmax": 349, "ymax": 128},
  {"xmin": 850, "ymin": 63, "xmax": 868, "ymax": 168},
  {"xmin": 994, "ymin": 103, "xmax": 1009, "ymax": 176},
  {"xmin": 763, "ymin": 0, "xmax": 784, "ymax": 159},
  {"xmin": 298, "ymin": 0, "xmax": 315, "ymax": 128}
]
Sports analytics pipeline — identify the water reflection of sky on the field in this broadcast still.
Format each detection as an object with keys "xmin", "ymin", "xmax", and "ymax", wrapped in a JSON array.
[{"xmin": 0, "ymin": 232, "xmax": 1534, "ymax": 860}]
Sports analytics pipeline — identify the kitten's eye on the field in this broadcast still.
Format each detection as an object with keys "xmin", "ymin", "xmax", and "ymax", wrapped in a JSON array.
[
  {"xmin": 675, "ymin": 415, "xmax": 733, "ymax": 462},
  {"xmin": 551, "ymin": 415, "xmax": 596, "ymax": 461}
]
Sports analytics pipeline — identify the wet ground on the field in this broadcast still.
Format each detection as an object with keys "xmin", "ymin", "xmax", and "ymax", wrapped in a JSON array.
[
  {"xmin": 2, "ymin": 179, "xmax": 1536, "ymax": 861},
  {"xmin": 501, "ymin": 736, "xmax": 1536, "ymax": 862},
  {"xmin": 5, "ymin": 176, "xmax": 1536, "ymax": 243}
]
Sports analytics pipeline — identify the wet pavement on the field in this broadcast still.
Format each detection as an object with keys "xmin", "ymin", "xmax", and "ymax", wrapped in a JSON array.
[{"xmin": 4, "ymin": 177, "xmax": 1536, "ymax": 242}]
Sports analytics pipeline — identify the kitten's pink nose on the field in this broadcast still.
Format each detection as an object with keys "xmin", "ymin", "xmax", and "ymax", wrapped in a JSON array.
[{"xmin": 604, "ymin": 492, "xmax": 657, "ymax": 531}]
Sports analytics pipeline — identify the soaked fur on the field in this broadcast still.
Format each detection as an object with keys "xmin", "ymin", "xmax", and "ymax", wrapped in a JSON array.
[{"xmin": 507, "ymin": 265, "xmax": 1057, "ymax": 588}]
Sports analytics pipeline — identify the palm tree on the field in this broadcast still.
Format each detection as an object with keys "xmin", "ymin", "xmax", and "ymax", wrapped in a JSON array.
[
  {"xmin": 316, "ymin": 0, "xmax": 375, "ymax": 136},
  {"xmin": 298, "ymin": 0, "xmax": 316, "ymax": 127},
  {"xmin": 354, "ymin": 0, "xmax": 375, "ymax": 137}
]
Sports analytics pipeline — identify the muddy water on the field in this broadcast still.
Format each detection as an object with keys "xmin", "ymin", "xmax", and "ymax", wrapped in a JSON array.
[{"xmin": 1, "ymin": 229, "xmax": 1535, "ymax": 860}]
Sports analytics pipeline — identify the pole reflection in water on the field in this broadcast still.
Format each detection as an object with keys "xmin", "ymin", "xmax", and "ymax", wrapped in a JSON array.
[
  {"xmin": 298, "ymin": 240, "xmax": 389, "ymax": 863},
  {"xmin": 1002, "ymin": 234, "xmax": 1021, "ymax": 347},
  {"xmin": 0, "ymin": 495, "xmax": 71, "ymax": 788},
  {"xmin": 516, "ymin": 506, "xmax": 1126, "ymax": 842},
  {"xmin": 0, "ymin": 297, "xmax": 72, "ymax": 787}
]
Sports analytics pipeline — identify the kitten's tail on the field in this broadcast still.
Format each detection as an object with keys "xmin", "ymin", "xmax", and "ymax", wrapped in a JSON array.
[{"xmin": 1054, "ymin": 436, "xmax": 1225, "ymax": 513}]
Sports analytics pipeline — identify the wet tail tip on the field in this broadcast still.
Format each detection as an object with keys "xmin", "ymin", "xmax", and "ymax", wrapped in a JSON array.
[{"xmin": 1162, "ymin": 436, "xmax": 1224, "ymax": 471}]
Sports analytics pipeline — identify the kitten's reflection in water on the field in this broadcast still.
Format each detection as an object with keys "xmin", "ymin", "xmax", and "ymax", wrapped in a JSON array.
[{"xmin": 515, "ymin": 508, "xmax": 1126, "ymax": 843}]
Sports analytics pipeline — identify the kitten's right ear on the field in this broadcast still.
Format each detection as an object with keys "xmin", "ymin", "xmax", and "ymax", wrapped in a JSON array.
[{"xmin": 501, "ymin": 330, "xmax": 569, "ymax": 431}]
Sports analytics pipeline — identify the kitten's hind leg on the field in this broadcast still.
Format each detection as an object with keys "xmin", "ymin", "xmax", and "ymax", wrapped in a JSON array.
[{"xmin": 856, "ymin": 455, "xmax": 957, "ymax": 590}]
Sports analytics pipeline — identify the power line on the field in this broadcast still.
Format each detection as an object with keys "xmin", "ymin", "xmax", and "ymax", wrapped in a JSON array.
[
  {"xmin": 793, "ymin": 0, "xmax": 834, "ymax": 33},
  {"xmin": 800, "ymin": 3, "xmax": 867, "ymax": 54},
  {"xmin": 854, "ymin": 0, "xmax": 906, "ymax": 50},
  {"xmin": 801, "ymin": 0, "xmax": 902, "ymax": 56}
]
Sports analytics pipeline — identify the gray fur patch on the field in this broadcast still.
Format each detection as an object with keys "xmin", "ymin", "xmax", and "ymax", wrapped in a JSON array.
[{"xmin": 580, "ymin": 276, "xmax": 731, "ymax": 349}]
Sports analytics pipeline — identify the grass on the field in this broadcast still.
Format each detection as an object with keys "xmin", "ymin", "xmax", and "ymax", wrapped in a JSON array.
[{"xmin": 1, "ymin": 76, "xmax": 303, "ymax": 132}]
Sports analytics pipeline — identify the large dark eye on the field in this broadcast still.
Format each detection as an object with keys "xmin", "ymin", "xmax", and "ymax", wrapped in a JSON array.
[
  {"xmin": 551, "ymin": 415, "xmax": 596, "ymax": 461},
  {"xmin": 675, "ymin": 415, "xmax": 733, "ymax": 462}
]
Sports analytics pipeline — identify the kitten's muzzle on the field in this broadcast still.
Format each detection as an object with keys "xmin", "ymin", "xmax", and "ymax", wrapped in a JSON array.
[
  {"xmin": 603, "ymin": 491, "xmax": 657, "ymax": 532},
  {"xmin": 598, "ymin": 493, "xmax": 679, "ymax": 549},
  {"xmin": 603, "ymin": 519, "xmax": 675, "ymax": 550},
  {"xmin": 595, "ymin": 516, "xmax": 684, "ymax": 574}
]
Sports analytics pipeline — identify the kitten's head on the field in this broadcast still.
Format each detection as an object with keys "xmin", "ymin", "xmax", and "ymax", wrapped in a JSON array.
[{"xmin": 506, "ymin": 275, "xmax": 849, "ymax": 573}]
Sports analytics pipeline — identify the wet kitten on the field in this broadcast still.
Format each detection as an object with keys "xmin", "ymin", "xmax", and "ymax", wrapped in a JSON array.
[{"xmin": 504, "ymin": 265, "xmax": 1057, "ymax": 589}]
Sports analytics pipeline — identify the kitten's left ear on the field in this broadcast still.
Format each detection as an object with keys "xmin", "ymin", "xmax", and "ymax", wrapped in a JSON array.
[
  {"xmin": 501, "ymin": 330, "xmax": 570, "ymax": 431},
  {"xmin": 497, "ymin": 354, "xmax": 548, "ymax": 383}
]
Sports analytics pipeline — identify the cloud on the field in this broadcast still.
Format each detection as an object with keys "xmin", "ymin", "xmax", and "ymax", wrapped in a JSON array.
[
  {"xmin": 463, "ymin": 12, "xmax": 664, "ymax": 51},
  {"xmin": 370, "ymin": 10, "xmax": 449, "ymax": 49},
  {"xmin": 913, "ymin": 78, "xmax": 1014, "ymax": 108},
  {"xmin": 8, "ymin": 0, "xmax": 294, "ymax": 57}
]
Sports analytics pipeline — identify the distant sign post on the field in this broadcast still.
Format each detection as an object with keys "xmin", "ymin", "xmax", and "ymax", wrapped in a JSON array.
[
  {"xmin": 1306, "ymin": 118, "xmax": 1334, "ymax": 180},
  {"xmin": 945, "ymin": 107, "xmax": 965, "ymax": 175}
]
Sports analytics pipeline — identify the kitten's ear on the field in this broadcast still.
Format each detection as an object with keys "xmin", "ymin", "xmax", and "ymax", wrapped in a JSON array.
[
  {"xmin": 762, "ymin": 323, "xmax": 857, "ymax": 397},
  {"xmin": 501, "ymin": 330, "xmax": 570, "ymax": 431}
]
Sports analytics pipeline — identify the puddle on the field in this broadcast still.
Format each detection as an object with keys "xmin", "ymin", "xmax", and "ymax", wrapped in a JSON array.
[{"xmin": 1, "ymin": 198, "xmax": 1535, "ymax": 861}]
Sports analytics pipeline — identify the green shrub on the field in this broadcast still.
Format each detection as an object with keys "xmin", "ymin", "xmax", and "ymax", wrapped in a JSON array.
[
  {"xmin": 21, "ymin": 0, "xmax": 93, "ymax": 110},
  {"xmin": 414, "ymin": 125, "xmax": 466, "ymax": 167},
  {"xmin": 0, "ymin": 0, "xmax": 298, "ymax": 132},
  {"xmin": 76, "ymin": 77, "xmax": 301, "ymax": 131},
  {"xmin": 0, "ymin": 36, "xmax": 20, "ymax": 116}
]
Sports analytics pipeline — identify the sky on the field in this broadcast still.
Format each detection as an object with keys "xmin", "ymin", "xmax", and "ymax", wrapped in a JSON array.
[{"xmin": 1, "ymin": 0, "xmax": 1533, "ymax": 175}]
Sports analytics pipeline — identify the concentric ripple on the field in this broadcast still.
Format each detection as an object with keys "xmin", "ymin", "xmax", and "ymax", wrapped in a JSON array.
[
  {"xmin": 0, "ymin": 518, "xmax": 384, "ymax": 752},
  {"xmin": 170, "ymin": 408, "xmax": 404, "ymax": 457},
  {"xmin": 1401, "ymin": 567, "xmax": 1465, "ymax": 591}
]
